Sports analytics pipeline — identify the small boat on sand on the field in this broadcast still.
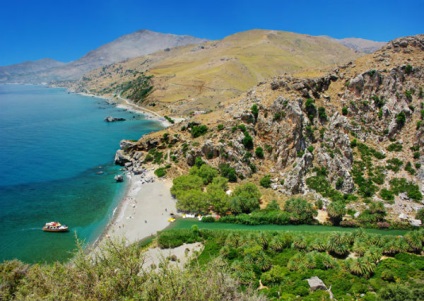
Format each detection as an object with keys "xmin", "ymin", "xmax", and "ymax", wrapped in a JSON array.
[{"xmin": 42, "ymin": 222, "xmax": 69, "ymax": 232}]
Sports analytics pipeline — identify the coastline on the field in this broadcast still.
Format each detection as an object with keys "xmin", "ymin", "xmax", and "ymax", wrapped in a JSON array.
[
  {"xmin": 76, "ymin": 91, "xmax": 174, "ymax": 128},
  {"xmin": 92, "ymin": 169, "xmax": 177, "ymax": 249}
]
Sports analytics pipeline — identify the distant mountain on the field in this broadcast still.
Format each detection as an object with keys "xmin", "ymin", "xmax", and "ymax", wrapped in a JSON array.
[
  {"xmin": 322, "ymin": 36, "xmax": 386, "ymax": 53},
  {"xmin": 75, "ymin": 29, "xmax": 362, "ymax": 114},
  {"xmin": 0, "ymin": 30, "xmax": 206, "ymax": 84},
  {"xmin": 0, "ymin": 58, "xmax": 65, "ymax": 82}
]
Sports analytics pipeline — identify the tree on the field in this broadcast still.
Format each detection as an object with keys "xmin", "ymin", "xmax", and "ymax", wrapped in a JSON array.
[
  {"xmin": 176, "ymin": 190, "xmax": 208, "ymax": 213},
  {"xmin": 266, "ymin": 200, "xmax": 280, "ymax": 211},
  {"xmin": 170, "ymin": 175, "xmax": 204, "ymax": 199},
  {"xmin": 229, "ymin": 183, "xmax": 261, "ymax": 214},
  {"xmin": 190, "ymin": 164, "xmax": 219, "ymax": 185},
  {"xmin": 327, "ymin": 201, "xmax": 346, "ymax": 225},
  {"xmin": 284, "ymin": 198, "xmax": 317, "ymax": 224}
]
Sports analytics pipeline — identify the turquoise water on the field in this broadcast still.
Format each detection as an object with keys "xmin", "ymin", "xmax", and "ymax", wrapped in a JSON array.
[{"xmin": 0, "ymin": 85, "xmax": 163, "ymax": 263}]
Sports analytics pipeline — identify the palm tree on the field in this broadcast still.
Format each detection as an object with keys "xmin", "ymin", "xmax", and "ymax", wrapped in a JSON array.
[
  {"xmin": 364, "ymin": 246, "xmax": 382, "ymax": 263},
  {"xmin": 292, "ymin": 235, "xmax": 308, "ymax": 250},
  {"xmin": 327, "ymin": 233, "xmax": 350, "ymax": 256},
  {"xmin": 311, "ymin": 237, "xmax": 327, "ymax": 252},
  {"xmin": 352, "ymin": 241, "xmax": 368, "ymax": 256},
  {"xmin": 404, "ymin": 231, "xmax": 423, "ymax": 253}
]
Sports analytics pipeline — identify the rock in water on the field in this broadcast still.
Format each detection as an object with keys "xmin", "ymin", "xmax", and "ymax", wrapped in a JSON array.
[
  {"xmin": 114, "ymin": 174, "xmax": 124, "ymax": 182},
  {"xmin": 105, "ymin": 116, "xmax": 126, "ymax": 122}
]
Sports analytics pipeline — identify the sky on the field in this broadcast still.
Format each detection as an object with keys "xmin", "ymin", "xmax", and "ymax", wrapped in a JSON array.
[{"xmin": 0, "ymin": 0, "xmax": 423, "ymax": 66}]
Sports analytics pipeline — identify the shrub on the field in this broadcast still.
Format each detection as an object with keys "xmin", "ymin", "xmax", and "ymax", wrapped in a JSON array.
[
  {"xmin": 201, "ymin": 216, "xmax": 216, "ymax": 223},
  {"xmin": 396, "ymin": 111, "xmax": 406, "ymax": 126},
  {"xmin": 260, "ymin": 175, "xmax": 272, "ymax": 188},
  {"xmin": 318, "ymin": 107, "xmax": 328, "ymax": 121},
  {"xmin": 255, "ymin": 147, "xmax": 264, "ymax": 158},
  {"xmin": 404, "ymin": 90, "xmax": 413, "ymax": 101},
  {"xmin": 342, "ymin": 106, "xmax": 348, "ymax": 115},
  {"xmin": 154, "ymin": 167, "xmax": 167, "ymax": 178},
  {"xmin": 386, "ymin": 158, "xmax": 403, "ymax": 172},
  {"xmin": 390, "ymin": 178, "xmax": 423, "ymax": 201},
  {"xmin": 219, "ymin": 163, "xmax": 237, "ymax": 182},
  {"xmin": 164, "ymin": 115, "xmax": 175, "ymax": 124},
  {"xmin": 405, "ymin": 64, "xmax": 413, "ymax": 74},
  {"xmin": 387, "ymin": 142, "xmax": 403, "ymax": 152},
  {"xmin": 242, "ymin": 133, "xmax": 254, "ymax": 150},
  {"xmin": 217, "ymin": 124, "xmax": 224, "ymax": 131},
  {"xmin": 415, "ymin": 208, "xmax": 424, "ymax": 223},
  {"xmin": 191, "ymin": 125, "xmax": 208, "ymax": 138},
  {"xmin": 404, "ymin": 162, "xmax": 415, "ymax": 175},
  {"xmin": 305, "ymin": 98, "xmax": 316, "ymax": 121},
  {"xmin": 251, "ymin": 104, "xmax": 259, "ymax": 121},
  {"xmin": 380, "ymin": 188, "xmax": 395, "ymax": 202}
]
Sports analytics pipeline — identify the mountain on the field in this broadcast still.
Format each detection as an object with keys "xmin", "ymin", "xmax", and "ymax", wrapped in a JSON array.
[
  {"xmin": 0, "ymin": 58, "xmax": 65, "ymax": 82},
  {"xmin": 336, "ymin": 37, "xmax": 386, "ymax": 53},
  {"xmin": 74, "ymin": 29, "xmax": 362, "ymax": 114},
  {"xmin": 321, "ymin": 36, "xmax": 386, "ymax": 53},
  {"xmin": 0, "ymin": 30, "xmax": 206, "ymax": 84},
  {"xmin": 117, "ymin": 34, "xmax": 424, "ymax": 225}
]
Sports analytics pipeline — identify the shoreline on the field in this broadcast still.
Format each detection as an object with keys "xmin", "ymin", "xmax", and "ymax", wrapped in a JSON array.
[
  {"xmin": 92, "ymin": 169, "xmax": 177, "ymax": 250},
  {"xmin": 75, "ymin": 91, "xmax": 174, "ymax": 128}
]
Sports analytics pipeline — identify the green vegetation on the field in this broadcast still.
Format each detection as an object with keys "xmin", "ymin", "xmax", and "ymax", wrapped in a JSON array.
[
  {"xmin": 120, "ymin": 73, "xmax": 154, "ymax": 103},
  {"xmin": 405, "ymin": 64, "xmax": 413, "ymax": 74},
  {"xmin": 154, "ymin": 167, "xmax": 167, "ymax": 177},
  {"xmin": 156, "ymin": 227, "xmax": 424, "ymax": 301},
  {"xmin": 318, "ymin": 106, "xmax": 328, "ymax": 121},
  {"xmin": 255, "ymin": 146, "xmax": 264, "ymax": 158},
  {"xmin": 0, "ymin": 239, "xmax": 261, "ymax": 301},
  {"xmin": 389, "ymin": 178, "xmax": 423, "ymax": 201},
  {"xmin": 164, "ymin": 115, "xmax": 175, "ymax": 124},
  {"xmin": 251, "ymin": 104, "xmax": 259, "ymax": 122},
  {"xmin": 219, "ymin": 163, "xmax": 237, "ymax": 182},
  {"xmin": 305, "ymin": 98, "xmax": 316, "ymax": 122},
  {"xmin": 396, "ymin": 111, "xmax": 406, "ymax": 126},
  {"xmin": 386, "ymin": 158, "xmax": 403, "ymax": 172},
  {"xmin": 342, "ymin": 106, "xmax": 348, "ymax": 116},
  {"xmin": 217, "ymin": 124, "xmax": 224, "ymax": 131},
  {"xmin": 191, "ymin": 124, "xmax": 208, "ymax": 138},
  {"xmin": 260, "ymin": 174, "xmax": 272, "ymax": 188},
  {"xmin": 387, "ymin": 142, "xmax": 403, "ymax": 152}
]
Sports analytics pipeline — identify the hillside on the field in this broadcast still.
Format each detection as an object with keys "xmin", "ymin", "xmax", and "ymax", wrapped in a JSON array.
[
  {"xmin": 116, "ymin": 34, "xmax": 424, "ymax": 226},
  {"xmin": 323, "ymin": 37, "xmax": 386, "ymax": 53},
  {"xmin": 0, "ymin": 58, "xmax": 65, "ymax": 82},
  {"xmin": 0, "ymin": 30, "xmax": 205, "ymax": 84},
  {"xmin": 73, "ymin": 30, "xmax": 363, "ymax": 114}
]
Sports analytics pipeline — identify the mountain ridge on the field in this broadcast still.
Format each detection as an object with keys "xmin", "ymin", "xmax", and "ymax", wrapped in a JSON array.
[{"xmin": 0, "ymin": 30, "xmax": 206, "ymax": 84}]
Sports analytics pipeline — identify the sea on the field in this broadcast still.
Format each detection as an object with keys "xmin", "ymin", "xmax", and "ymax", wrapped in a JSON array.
[{"xmin": 0, "ymin": 84, "xmax": 163, "ymax": 263}]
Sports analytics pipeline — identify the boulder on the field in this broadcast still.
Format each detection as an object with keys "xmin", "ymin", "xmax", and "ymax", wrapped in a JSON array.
[
  {"xmin": 307, "ymin": 276, "xmax": 327, "ymax": 291},
  {"xmin": 105, "ymin": 116, "xmax": 126, "ymax": 122},
  {"xmin": 114, "ymin": 149, "xmax": 132, "ymax": 166},
  {"xmin": 114, "ymin": 174, "xmax": 124, "ymax": 182}
]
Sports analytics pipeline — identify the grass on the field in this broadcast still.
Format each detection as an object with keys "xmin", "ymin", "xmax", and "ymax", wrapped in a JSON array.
[{"xmin": 167, "ymin": 218, "xmax": 407, "ymax": 236}]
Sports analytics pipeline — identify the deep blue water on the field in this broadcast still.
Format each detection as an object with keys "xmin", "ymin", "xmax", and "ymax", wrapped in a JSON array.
[{"xmin": 0, "ymin": 85, "xmax": 162, "ymax": 263}]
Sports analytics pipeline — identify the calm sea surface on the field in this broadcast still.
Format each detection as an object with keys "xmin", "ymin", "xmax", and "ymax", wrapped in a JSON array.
[{"xmin": 0, "ymin": 85, "xmax": 162, "ymax": 263}]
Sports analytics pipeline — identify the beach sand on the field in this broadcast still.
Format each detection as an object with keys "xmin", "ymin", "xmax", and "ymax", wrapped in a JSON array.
[{"xmin": 96, "ymin": 170, "xmax": 176, "ymax": 247}]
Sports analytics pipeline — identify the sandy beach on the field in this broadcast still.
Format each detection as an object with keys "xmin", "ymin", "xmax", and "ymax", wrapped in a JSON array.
[{"xmin": 95, "ymin": 170, "xmax": 177, "ymax": 248}]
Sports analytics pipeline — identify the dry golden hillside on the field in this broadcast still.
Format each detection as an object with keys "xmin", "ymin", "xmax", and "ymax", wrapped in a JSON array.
[{"xmin": 74, "ymin": 29, "xmax": 362, "ymax": 115}]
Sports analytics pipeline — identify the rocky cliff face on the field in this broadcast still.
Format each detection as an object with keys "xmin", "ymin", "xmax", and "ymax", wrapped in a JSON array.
[{"xmin": 116, "ymin": 34, "xmax": 424, "ymax": 223}]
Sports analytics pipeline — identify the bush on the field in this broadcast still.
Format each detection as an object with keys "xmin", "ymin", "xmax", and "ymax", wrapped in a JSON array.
[
  {"xmin": 380, "ymin": 188, "xmax": 395, "ymax": 202},
  {"xmin": 396, "ymin": 111, "xmax": 406, "ymax": 126},
  {"xmin": 260, "ymin": 175, "xmax": 272, "ymax": 188},
  {"xmin": 251, "ymin": 104, "xmax": 259, "ymax": 121},
  {"xmin": 387, "ymin": 158, "xmax": 403, "ymax": 172},
  {"xmin": 219, "ymin": 163, "xmax": 237, "ymax": 182},
  {"xmin": 342, "ymin": 106, "xmax": 348, "ymax": 115},
  {"xmin": 201, "ymin": 216, "xmax": 216, "ymax": 223},
  {"xmin": 154, "ymin": 167, "xmax": 167, "ymax": 178},
  {"xmin": 416, "ymin": 208, "xmax": 424, "ymax": 223},
  {"xmin": 318, "ymin": 107, "xmax": 328, "ymax": 121},
  {"xmin": 387, "ymin": 142, "xmax": 403, "ymax": 152},
  {"xmin": 217, "ymin": 124, "xmax": 224, "ymax": 131},
  {"xmin": 255, "ymin": 146, "xmax": 264, "ymax": 158},
  {"xmin": 390, "ymin": 178, "xmax": 423, "ymax": 201},
  {"xmin": 242, "ymin": 133, "xmax": 254, "ymax": 149},
  {"xmin": 191, "ymin": 125, "xmax": 208, "ymax": 138}
]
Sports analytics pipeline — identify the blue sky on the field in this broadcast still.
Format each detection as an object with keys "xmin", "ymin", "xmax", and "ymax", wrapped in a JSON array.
[{"xmin": 0, "ymin": 0, "xmax": 422, "ymax": 66}]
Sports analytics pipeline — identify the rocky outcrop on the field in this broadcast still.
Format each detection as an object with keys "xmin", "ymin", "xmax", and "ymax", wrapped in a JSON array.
[{"xmin": 105, "ymin": 116, "xmax": 126, "ymax": 122}]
